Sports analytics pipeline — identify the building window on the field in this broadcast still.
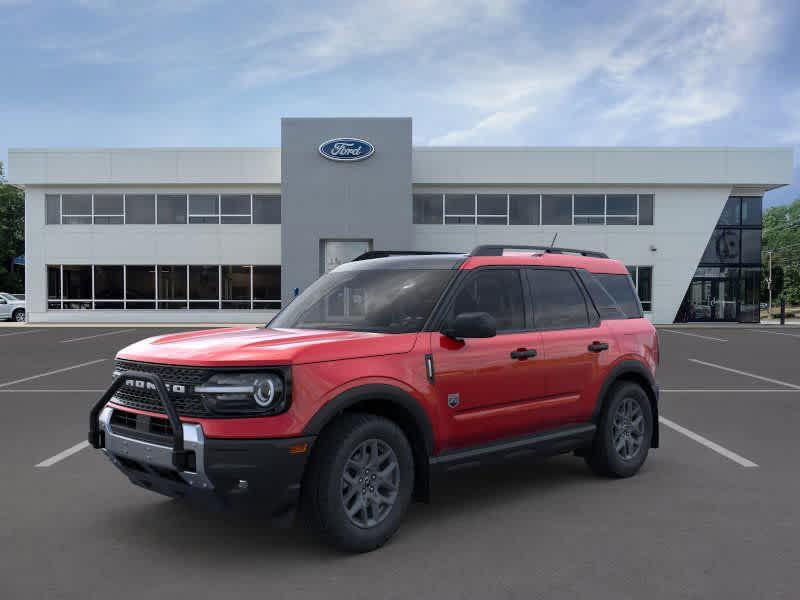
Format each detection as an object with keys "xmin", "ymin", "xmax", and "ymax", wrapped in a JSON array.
[
  {"xmin": 47, "ymin": 265, "xmax": 62, "ymax": 309},
  {"xmin": 509, "ymin": 194, "xmax": 540, "ymax": 225},
  {"xmin": 221, "ymin": 194, "xmax": 251, "ymax": 224},
  {"xmin": 638, "ymin": 194, "xmax": 654, "ymax": 225},
  {"xmin": 444, "ymin": 194, "xmax": 475, "ymax": 224},
  {"xmin": 44, "ymin": 193, "xmax": 281, "ymax": 225},
  {"xmin": 157, "ymin": 194, "xmax": 187, "ymax": 224},
  {"xmin": 413, "ymin": 194, "xmax": 443, "ymax": 224},
  {"xmin": 414, "ymin": 192, "xmax": 655, "ymax": 226},
  {"xmin": 221, "ymin": 265, "xmax": 251, "ymax": 309},
  {"xmin": 126, "ymin": 265, "xmax": 156, "ymax": 309},
  {"xmin": 476, "ymin": 194, "xmax": 507, "ymax": 224},
  {"xmin": 676, "ymin": 196, "xmax": 762, "ymax": 323},
  {"xmin": 189, "ymin": 265, "xmax": 219, "ymax": 309},
  {"xmin": 62, "ymin": 194, "xmax": 92, "ymax": 224},
  {"xmin": 189, "ymin": 194, "xmax": 219, "ymax": 224},
  {"xmin": 606, "ymin": 195, "xmax": 637, "ymax": 225},
  {"xmin": 626, "ymin": 266, "xmax": 653, "ymax": 312},
  {"xmin": 541, "ymin": 195, "xmax": 572, "ymax": 225},
  {"xmin": 46, "ymin": 194, "xmax": 61, "ymax": 225},
  {"xmin": 573, "ymin": 195, "xmax": 604, "ymax": 224},
  {"xmin": 93, "ymin": 195, "xmax": 124, "ymax": 224},
  {"xmin": 125, "ymin": 194, "xmax": 155, "ymax": 224},
  {"xmin": 253, "ymin": 194, "xmax": 281, "ymax": 224},
  {"xmin": 62, "ymin": 265, "xmax": 92, "ymax": 309},
  {"xmin": 93, "ymin": 265, "xmax": 124, "ymax": 309},
  {"xmin": 47, "ymin": 264, "xmax": 281, "ymax": 310},
  {"xmin": 253, "ymin": 266, "xmax": 281, "ymax": 309},
  {"xmin": 158, "ymin": 265, "xmax": 187, "ymax": 309}
]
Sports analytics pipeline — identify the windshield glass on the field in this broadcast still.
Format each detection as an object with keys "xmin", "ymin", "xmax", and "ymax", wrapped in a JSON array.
[{"xmin": 270, "ymin": 269, "xmax": 454, "ymax": 333}]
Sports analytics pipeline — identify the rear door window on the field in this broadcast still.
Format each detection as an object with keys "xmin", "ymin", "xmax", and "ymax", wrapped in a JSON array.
[
  {"xmin": 594, "ymin": 273, "xmax": 643, "ymax": 318},
  {"xmin": 526, "ymin": 269, "xmax": 589, "ymax": 330}
]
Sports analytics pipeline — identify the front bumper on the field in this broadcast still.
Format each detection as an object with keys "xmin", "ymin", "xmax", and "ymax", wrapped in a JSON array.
[{"xmin": 97, "ymin": 406, "xmax": 315, "ymax": 516}]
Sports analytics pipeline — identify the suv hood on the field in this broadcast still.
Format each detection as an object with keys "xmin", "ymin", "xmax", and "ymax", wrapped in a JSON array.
[{"xmin": 116, "ymin": 327, "xmax": 419, "ymax": 367}]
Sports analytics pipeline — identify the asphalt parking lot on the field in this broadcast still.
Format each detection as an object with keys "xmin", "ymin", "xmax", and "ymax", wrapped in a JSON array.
[{"xmin": 2, "ymin": 324, "xmax": 800, "ymax": 599}]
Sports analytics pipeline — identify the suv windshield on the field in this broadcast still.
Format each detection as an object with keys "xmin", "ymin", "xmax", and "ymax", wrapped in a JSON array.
[{"xmin": 270, "ymin": 269, "xmax": 454, "ymax": 333}]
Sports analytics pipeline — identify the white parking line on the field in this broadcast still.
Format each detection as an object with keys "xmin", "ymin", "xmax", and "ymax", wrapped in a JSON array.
[
  {"xmin": 659, "ymin": 416, "xmax": 758, "ymax": 468},
  {"xmin": 0, "ymin": 389, "xmax": 105, "ymax": 393},
  {"xmin": 35, "ymin": 441, "xmax": 90, "ymax": 468},
  {"xmin": 689, "ymin": 358, "xmax": 800, "ymax": 390},
  {"xmin": 0, "ymin": 329, "xmax": 44, "ymax": 338},
  {"xmin": 659, "ymin": 329, "xmax": 727, "ymax": 342},
  {"xmin": 662, "ymin": 388, "xmax": 800, "ymax": 393},
  {"xmin": 747, "ymin": 329, "xmax": 800, "ymax": 339},
  {"xmin": 60, "ymin": 329, "xmax": 135, "ymax": 343},
  {"xmin": 0, "ymin": 359, "xmax": 106, "ymax": 388}
]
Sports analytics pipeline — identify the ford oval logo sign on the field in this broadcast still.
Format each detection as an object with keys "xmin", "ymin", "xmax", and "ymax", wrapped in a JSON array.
[{"xmin": 318, "ymin": 138, "xmax": 375, "ymax": 162}]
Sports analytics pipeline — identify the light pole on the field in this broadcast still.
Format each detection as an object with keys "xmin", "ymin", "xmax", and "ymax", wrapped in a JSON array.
[{"xmin": 768, "ymin": 250, "xmax": 773, "ymax": 317}]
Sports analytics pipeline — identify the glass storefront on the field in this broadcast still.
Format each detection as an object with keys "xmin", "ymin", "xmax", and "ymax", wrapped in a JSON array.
[{"xmin": 676, "ymin": 197, "xmax": 762, "ymax": 323}]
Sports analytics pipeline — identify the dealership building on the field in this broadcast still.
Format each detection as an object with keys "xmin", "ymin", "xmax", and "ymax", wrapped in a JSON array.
[{"xmin": 8, "ymin": 117, "xmax": 794, "ymax": 324}]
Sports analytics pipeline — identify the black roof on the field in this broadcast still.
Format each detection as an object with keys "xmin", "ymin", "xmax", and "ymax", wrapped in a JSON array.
[{"xmin": 340, "ymin": 252, "xmax": 466, "ymax": 271}]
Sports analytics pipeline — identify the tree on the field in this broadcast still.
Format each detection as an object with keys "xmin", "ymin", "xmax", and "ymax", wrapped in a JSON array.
[
  {"xmin": 762, "ymin": 197, "xmax": 800, "ymax": 305},
  {"xmin": 0, "ymin": 162, "xmax": 25, "ymax": 293}
]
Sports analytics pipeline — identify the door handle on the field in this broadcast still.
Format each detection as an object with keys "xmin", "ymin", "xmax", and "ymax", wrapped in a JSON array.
[
  {"xmin": 510, "ymin": 348, "xmax": 537, "ymax": 360},
  {"xmin": 588, "ymin": 341, "xmax": 609, "ymax": 353}
]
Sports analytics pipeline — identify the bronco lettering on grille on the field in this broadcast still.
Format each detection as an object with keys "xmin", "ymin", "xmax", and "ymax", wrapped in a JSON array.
[{"xmin": 124, "ymin": 379, "xmax": 187, "ymax": 395}]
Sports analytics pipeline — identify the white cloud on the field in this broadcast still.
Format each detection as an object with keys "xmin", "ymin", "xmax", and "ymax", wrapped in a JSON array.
[
  {"xmin": 237, "ymin": 0, "xmax": 519, "ymax": 87},
  {"xmin": 428, "ymin": 0, "xmax": 779, "ymax": 144},
  {"xmin": 429, "ymin": 107, "xmax": 536, "ymax": 145}
]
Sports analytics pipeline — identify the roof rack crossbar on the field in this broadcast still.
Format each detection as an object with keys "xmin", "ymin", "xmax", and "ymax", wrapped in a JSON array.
[
  {"xmin": 470, "ymin": 245, "xmax": 608, "ymax": 259},
  {"xmin": 352, "ymin": 250, "xmax": 455, "ymax": 262}
]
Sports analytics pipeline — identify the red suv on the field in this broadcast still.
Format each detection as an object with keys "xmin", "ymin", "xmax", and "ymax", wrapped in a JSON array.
[{"xmin": 89, "ymin": 245, "xmax": 659, "ymax": 552}]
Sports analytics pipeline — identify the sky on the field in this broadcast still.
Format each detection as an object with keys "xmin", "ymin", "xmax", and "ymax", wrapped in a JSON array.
[{"xmin": 1, "ymin": 0, "xmax": 798, "ymax": 207}]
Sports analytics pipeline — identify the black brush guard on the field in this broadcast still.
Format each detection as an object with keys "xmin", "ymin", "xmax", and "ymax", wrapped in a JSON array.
[{"xmin": 88, "ymin": 370, "xmax": 192, "ymax": 471}]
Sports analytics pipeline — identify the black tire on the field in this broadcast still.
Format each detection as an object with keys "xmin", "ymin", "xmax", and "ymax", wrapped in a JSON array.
[
  {"xmin": 586, "ymin": 381, "xmax": 652, "ymax": 478},
  {"xmin": 12, "ymin": 309, "xmax": 25, "ymax": 322},
  {"xmin": 302, "ymin": 413, "xmax": 414, "ymax": 553}
]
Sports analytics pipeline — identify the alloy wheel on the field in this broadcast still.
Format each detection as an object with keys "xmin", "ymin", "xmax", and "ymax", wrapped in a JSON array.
[
  {"xmin": 611, "ymin": 397, "xmax": 645, "ymax": 460},
  {"xmin": 340, "ymin": 438, "xmax": 400, "ymax": 528}
]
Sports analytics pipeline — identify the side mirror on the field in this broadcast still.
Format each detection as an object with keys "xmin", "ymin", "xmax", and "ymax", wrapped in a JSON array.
[{"xmin": 443, "ymin": 312, "xmax": 497, "ymax": 340}]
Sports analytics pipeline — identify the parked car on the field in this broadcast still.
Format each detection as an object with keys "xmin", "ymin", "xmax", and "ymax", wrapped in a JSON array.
[
  {"xmin": 89, "ymin": 245, "xmax": 659, "ymax": 552},
  {"xmin": 0, "ymin": 293, "xmax": 26, "ymax": 322},
  {"xmin": 760, "ymin": 303, "xmax": 769, "ymax": 310}
]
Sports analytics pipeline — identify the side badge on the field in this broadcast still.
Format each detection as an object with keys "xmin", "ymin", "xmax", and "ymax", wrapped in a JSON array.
[{"xmin": 447, "ymin": 393, "xmax": 460, "ymax": 409}]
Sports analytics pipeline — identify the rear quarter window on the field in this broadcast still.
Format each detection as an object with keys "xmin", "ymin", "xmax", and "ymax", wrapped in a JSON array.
[
  {"xmin": 594, "ymin": 273, "xmax": 643, "ymax": 318},
  {"xmin": 576, "ymin": 270, "xmax": 626, "ymax": 320}
]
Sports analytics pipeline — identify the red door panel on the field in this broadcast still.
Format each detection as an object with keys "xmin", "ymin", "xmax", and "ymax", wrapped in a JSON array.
[{"xmin": 431, "ymin": 331, "xmax": 546, "ymax": 449}]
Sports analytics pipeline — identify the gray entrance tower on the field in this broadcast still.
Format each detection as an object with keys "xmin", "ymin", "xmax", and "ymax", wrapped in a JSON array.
[{"xmin": 280, "ymin": 117, "xmax": 413, "ymax": 305}]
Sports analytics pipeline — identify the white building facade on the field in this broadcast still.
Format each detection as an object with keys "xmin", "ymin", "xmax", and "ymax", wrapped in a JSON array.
[{"xmin": 9, "ymin": 118, "xmax": 794, "ymax": 325}]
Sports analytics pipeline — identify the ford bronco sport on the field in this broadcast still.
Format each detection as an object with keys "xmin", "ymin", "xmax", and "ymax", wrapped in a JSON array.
[{"xmin": 89, "ymin": 245, "xmax": 659, "ymax": 552}]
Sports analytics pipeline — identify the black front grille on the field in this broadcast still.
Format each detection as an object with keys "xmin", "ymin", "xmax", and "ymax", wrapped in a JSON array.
[{"xmin": 112, "ymin": 359, "xmax": 213, "ymax": 417}]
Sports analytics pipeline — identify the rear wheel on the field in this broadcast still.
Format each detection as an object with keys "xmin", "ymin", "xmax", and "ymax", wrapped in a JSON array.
[
  {"xmin": 12, "ymin": 309, "xmax": 25, "ymax": 322},
  {"xmin": 302, "ymin": 413, "xmax": 414, "ymax": 553},
  {"xmin": 586, "ymin": 381, "xmax": 652, "ymax": 478}
]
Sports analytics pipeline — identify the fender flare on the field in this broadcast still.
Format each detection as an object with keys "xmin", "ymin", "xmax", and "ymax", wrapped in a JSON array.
[
  {"xmin": 302, "ymin": 383, "xmax": 435, "ymax": 455},
  {"xmin": 592, "ymin": 359, "xmax": 659, "ymax": 448}
]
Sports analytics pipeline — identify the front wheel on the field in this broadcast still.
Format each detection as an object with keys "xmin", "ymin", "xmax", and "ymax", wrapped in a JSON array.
[
  {"xmin": 586, "ymin": 381, "xmax": 652, "ymax": 478},
  {"xmin": 302, "ymin": 413, "xmax": 414, "ymax": 553},
  {"xmin": 12, "ymin": 309, "xmax": 25, "ymax": 322}
]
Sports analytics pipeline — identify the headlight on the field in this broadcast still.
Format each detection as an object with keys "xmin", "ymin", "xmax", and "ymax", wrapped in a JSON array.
[{"xmin": 195, "ymin": 372, "xmax": 288, "ymax": 416}]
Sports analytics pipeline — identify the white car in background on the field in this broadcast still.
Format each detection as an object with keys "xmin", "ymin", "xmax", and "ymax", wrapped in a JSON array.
[{"xmin": 0, "ymin": 293, "xmax": 26, "ymax": 322}]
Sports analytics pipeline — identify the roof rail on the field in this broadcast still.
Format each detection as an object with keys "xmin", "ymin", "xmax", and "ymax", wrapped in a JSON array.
[
  {"xmin": 351, "ymin": 250, "xmax": 456, "ymax": 262},
  {"xmin": 470, "ymin": 245, "xmax": 608, "ymax": 259}
]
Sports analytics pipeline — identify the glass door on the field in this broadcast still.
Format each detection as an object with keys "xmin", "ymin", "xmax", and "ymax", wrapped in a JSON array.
[{"xmin": 680, "ymin": 275, "xmax": 738, "ymax": 322}]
